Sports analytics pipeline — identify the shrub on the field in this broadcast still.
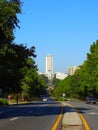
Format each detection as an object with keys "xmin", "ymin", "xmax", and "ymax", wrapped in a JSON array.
[{"xmin": 0, "ymin": 98, "xmax": 8, "ymax": 105}]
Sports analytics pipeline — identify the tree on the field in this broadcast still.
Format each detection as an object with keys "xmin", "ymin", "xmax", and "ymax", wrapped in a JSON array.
[
  {"xmin": 52, "ymin": 76, "xmax": 61, "ymax": 88},
  {"xmin": 0, "ymin": 0, "xmax": 48, "ymax": 102},
  {"xmin": 0, "ymin": 0, "xmax": 22, "ymax": 99},
  {"xmin": 69, "ymin": 40, "xmax": 98, "ymax": 99},
  {"xmin": 21, "ymin": 58, "xmax": 38, "ymax": 100},
  {"xmin": 10, "ymin": 0, "xmax": 20, "ymax": 4},
  {"xmin": 21, "ymin": 59, "xmax": 47, "ymax": 100},
  {"xmin": 52, "ymin": 40, "xmax": 98, "ymax": 99},
  {"xmin": 0, "ymin": 43, "xmax": 37, "ymax": 98},
  {"xmin": 0, "ymin": 0, "xmax": 21, "ymax": 44},
  {"xmin": 86, "ymin": 40, "xmax": 98, "ymax": 95}
]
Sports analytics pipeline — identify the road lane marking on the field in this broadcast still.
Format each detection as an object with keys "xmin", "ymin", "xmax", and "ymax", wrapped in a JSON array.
[
  {"xmin": 10, "ymin": 117, "xmax": 19, "ymax": 121},
  {"xmin": 52, "ymin": 104, "xmax": 63, "ymax": 130},
  {"xmin": 79, "ymin": 113, "xmax": 90, "ymax": 130},
  {"xmin": 86, "ymin": 112, "xmax": 98, "ymax": 115},
  {"xmin": 67, "ymin": 103, "xmax": 90, "ymax": 130}
]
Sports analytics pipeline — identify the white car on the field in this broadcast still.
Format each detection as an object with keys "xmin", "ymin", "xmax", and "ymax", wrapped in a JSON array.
[{"xmin": 43, "ymin": 97, "xmax": 48, "ymax": 101}]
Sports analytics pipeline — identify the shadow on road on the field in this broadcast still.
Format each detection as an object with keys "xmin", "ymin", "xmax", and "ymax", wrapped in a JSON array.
[{"xmin": 0, "ymin": 101, "xmax": 62, "ymax": 119}]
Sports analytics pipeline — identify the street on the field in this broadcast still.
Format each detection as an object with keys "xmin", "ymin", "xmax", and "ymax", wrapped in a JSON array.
[
  {"xmin": 0, "ymin": 101, "xmax": 62, "ymax": 130},
  {"xmin": 70, "ymin": 100, "xmax": 98, "ymax": 130}
]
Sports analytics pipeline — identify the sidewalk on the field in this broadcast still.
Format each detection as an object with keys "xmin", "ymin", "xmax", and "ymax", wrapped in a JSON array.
[{"xmin": 61, "ymin": 102, "xmax": 85, "ymax": 130}]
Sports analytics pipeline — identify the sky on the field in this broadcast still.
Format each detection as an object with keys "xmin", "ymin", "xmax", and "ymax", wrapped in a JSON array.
[{"xmin": 14, "ymin": 0, "xmax": 98, "ymax": 73}]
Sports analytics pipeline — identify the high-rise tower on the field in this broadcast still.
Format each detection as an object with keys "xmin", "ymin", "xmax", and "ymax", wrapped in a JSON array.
[{"xmin": 45, "ymin": 54, "xmax": 53, "ymax": 79}]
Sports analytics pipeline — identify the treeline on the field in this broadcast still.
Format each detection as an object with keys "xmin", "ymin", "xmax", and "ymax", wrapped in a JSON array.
[
  {"xmin": 0, "ymin": 0, "xmax": 47, "ymax": 101},
  {"xmin": 52, "ymin": 40, "xmax": 98, "ymax": 100}
]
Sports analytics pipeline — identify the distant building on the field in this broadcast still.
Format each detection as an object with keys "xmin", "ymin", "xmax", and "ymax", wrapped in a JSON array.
[
  {"xmin": 56, "ymin": 72, "xmax": 68, "ymax": 80},
  {"xmin": 67, "ymin": 66, "xmax": 80, "ymax": 75},
  {"xmin": 67, "ymin": 67, "xmax": 73, "ymax": 75},
  {"xmin": 45, "ymin": 54, "xmax": 53, "ymax": 79}
]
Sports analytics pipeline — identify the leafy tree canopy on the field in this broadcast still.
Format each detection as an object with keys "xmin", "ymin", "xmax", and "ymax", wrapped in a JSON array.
[{"xmin": 0, "ymin": 0, "xmax": 21, "ymax": 44}]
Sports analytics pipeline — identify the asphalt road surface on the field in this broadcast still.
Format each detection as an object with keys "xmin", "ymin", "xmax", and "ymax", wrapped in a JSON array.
[
  {"xmin": 70, "ymin": 100, "xmax": 98, "ymax": 130},
  {"xmin": 0, "ymin": 101, "xmax": 62, "ymax": 130}
]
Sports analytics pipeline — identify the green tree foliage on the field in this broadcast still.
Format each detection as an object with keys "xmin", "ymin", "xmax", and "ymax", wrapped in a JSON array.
[
  {"xmin": 21, "ymin": 59, "xmax": 47, "ymax": 100},
  {"xmin": 0, "ymin": 0, "xmax": 22, "ymax": 97},
  {"xmin": 0, "ymin": 0, "xmax": 47, "ymax": 101},
  {"xmin": 0, "ymin": 0, "xmax": 21, "ymax": 44},
  {"xmin": 86, "ymin": 41, "xmax": 98, "ymax": 90},
  {"xmin": 38, "ymin": 74, "xmax": 48, "ymax": 87},
  {"xmin": 51, "ymin": 76, "xmax": 62, "ymax": 97},
  {"xmin": 70, "ymin": 40, "xmax": 98, "ymax": 98},
  {"xmin": 69, "ymin": 68, "xmax": 87, "ymax": 99},
  {"xmin": 53, "ymin": 40, "xmax": 98, "ymax": 99},
  {"xmin": 21, "ymin": 58, "xmax": 38, "ymax": 100},
  {"xmin": 0, "ymin": 44, "xmax": 37, "ymax": 96},
  {"xmin": 36, "ymin": 74, "xmax": 48, "ymax": 96},
  {"xmin": 53, "ymin": 76, "xmax": 71, "ymax": 97},
  {"xmin": 52, "ymin": 76, "xmax": 61, "ymax": 88}
]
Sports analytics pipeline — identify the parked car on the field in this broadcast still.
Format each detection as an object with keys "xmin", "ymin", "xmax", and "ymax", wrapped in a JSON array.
[{"xmin": 86, "ymin": 96, "xmax": 97, "ymax": 104}]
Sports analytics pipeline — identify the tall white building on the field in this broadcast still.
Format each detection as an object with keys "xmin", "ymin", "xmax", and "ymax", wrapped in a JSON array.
[{"xmin": 45, "ymin": 54, "xmax": 53, "ymax": 79}]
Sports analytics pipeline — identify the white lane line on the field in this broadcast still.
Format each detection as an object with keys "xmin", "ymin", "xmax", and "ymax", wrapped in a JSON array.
[
  {"xmin": 86, "ymin": 112, "xmax": 98, "ymax": 115},
  {"xmin": 10, "ymin": 117, "xmax": 19, "ymax": 121}
]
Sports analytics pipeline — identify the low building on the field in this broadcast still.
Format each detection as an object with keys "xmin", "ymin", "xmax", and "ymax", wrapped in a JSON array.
[{"xmin": 56, "ymin": 72, "xmax": 68, "ymax": 80}]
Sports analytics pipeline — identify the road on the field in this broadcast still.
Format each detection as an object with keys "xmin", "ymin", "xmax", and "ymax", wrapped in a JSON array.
[
  {"xmin": 70, "ymin": 101, "xmax": 98, "ymax": 130},
  {"xmin": 0, "ymin": 101, "xmax": 62, "ymax": 130}
]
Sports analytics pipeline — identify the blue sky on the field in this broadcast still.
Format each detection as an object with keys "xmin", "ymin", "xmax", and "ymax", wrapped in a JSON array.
[{"xmin": 14, "ymin": 0, "xmax": 98, "ymax": 73}]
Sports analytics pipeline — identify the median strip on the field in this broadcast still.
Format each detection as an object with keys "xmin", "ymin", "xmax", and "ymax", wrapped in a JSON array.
[{"xmin": 62, "ymin": 102, "xmax": 90, "ymax": 130}]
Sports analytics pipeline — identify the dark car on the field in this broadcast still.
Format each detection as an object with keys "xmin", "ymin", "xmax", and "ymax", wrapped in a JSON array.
[{"xmin": 86, "ymin": 96, "xmax": 97, "ymax": 104}]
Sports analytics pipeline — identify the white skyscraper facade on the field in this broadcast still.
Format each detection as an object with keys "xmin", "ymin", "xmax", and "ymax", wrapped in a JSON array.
[{"xmin": 45, "ymin": 54, "xmax": 53, "ymax": 79}]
